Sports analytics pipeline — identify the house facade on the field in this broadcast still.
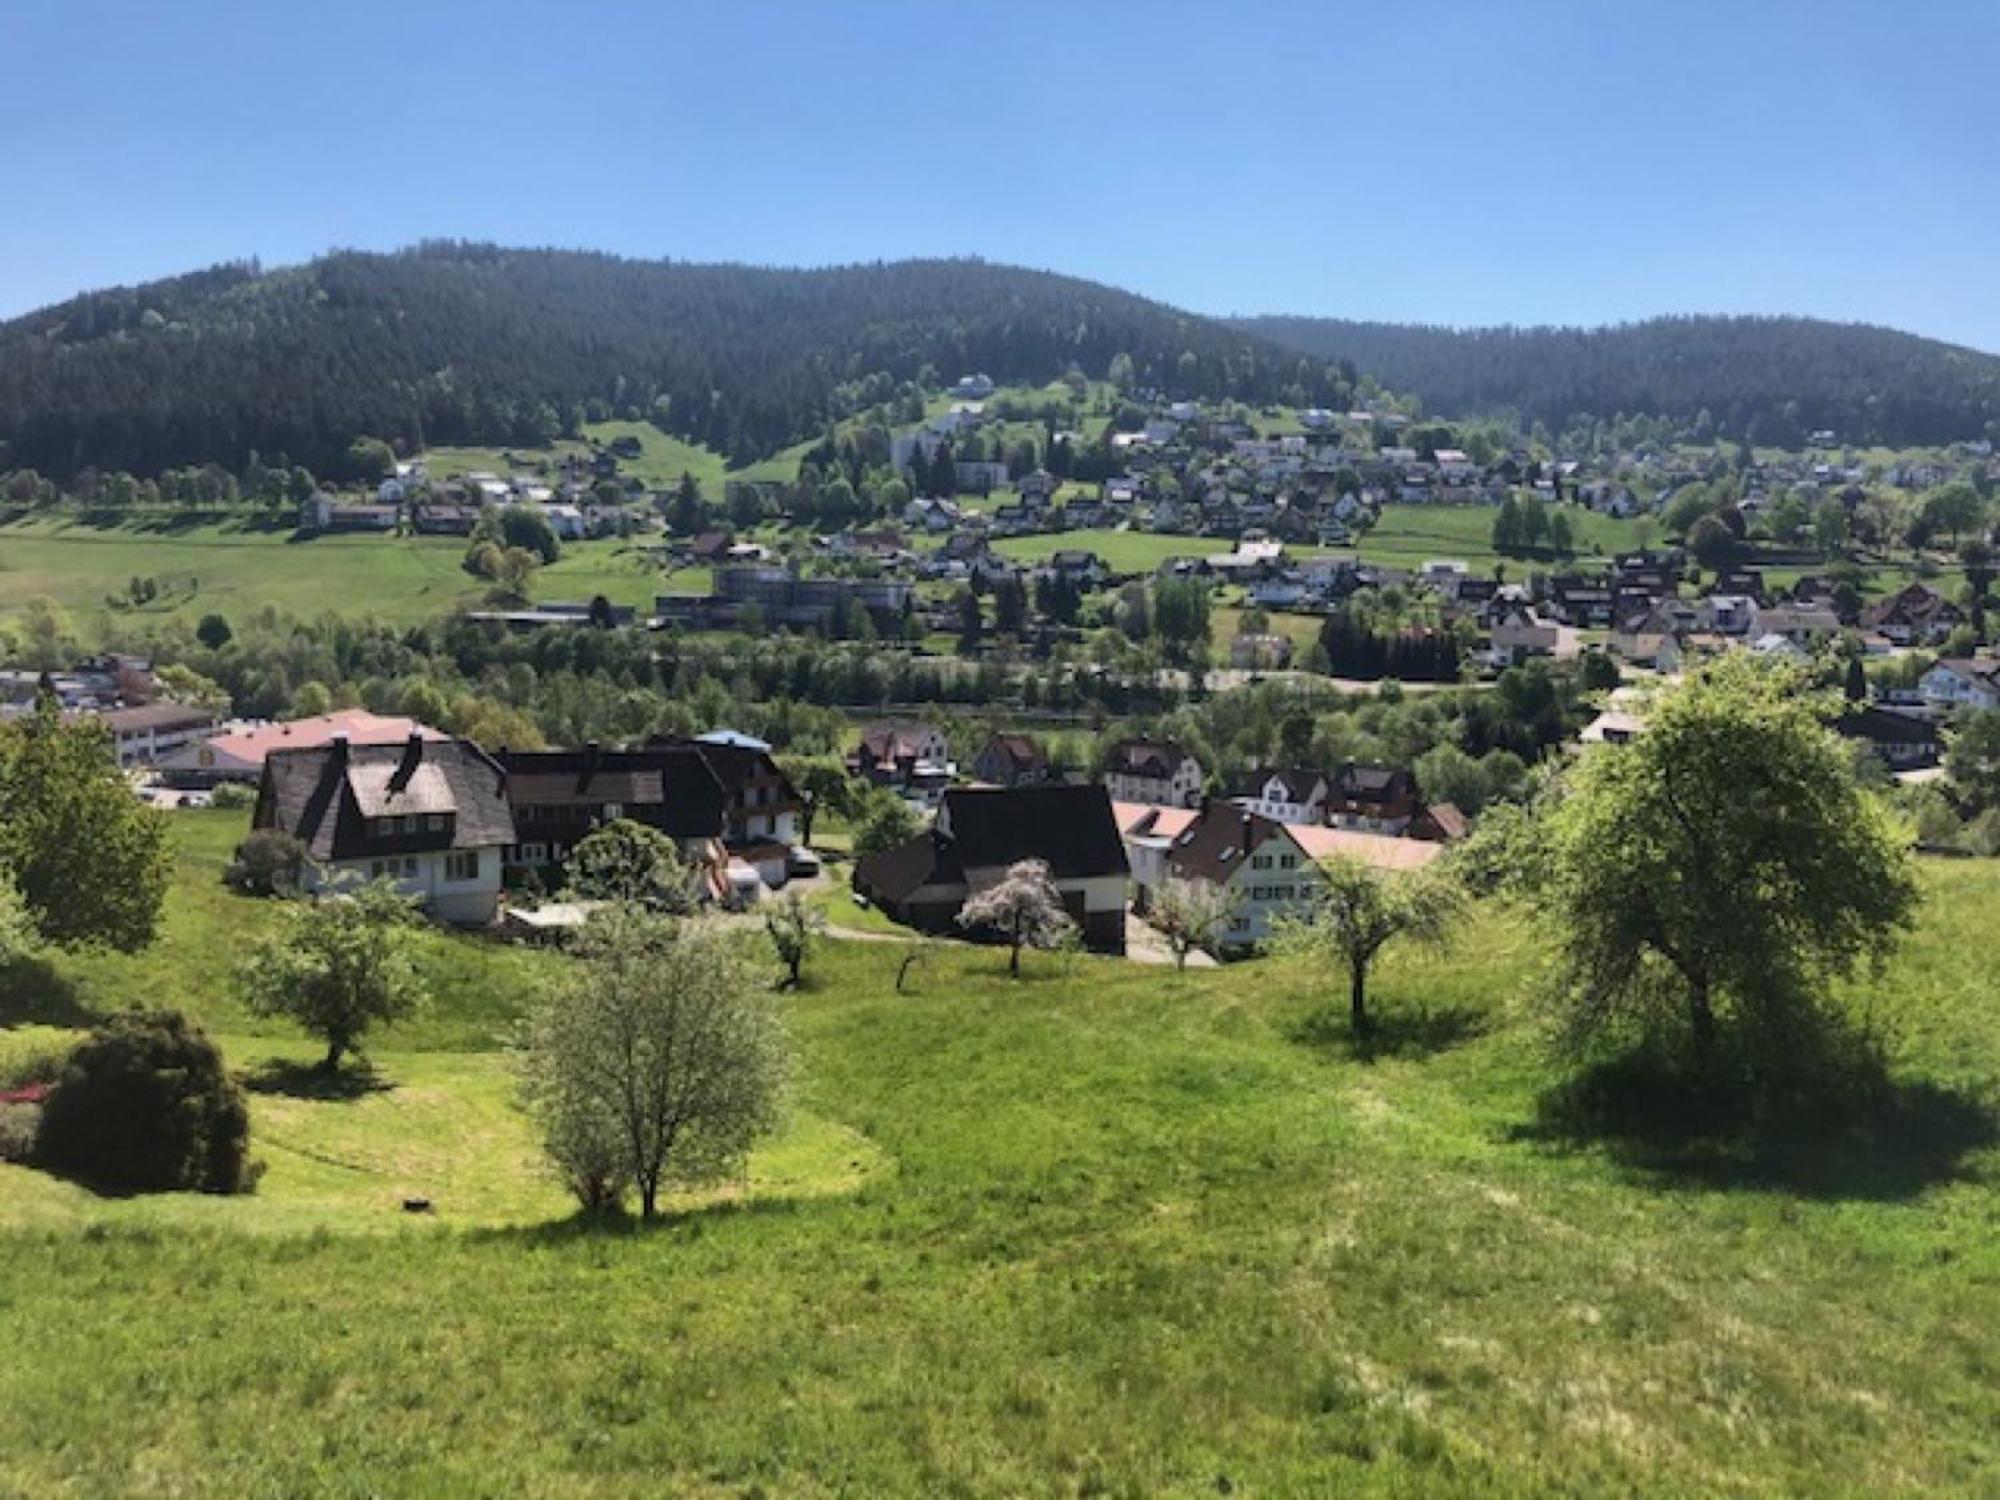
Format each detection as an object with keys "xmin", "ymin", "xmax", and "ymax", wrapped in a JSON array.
[
  {"xmin": 971, "ymin": 732, "xmax": 1051, "ymax": 788},
  {"xmin": 253, "ymin": 734, "xmax": 516, "ymax": 926},
  {"xmin": 1103, "ymin": 738, "xmax": 1204, "ymax": 808},
  {"xmin": 853, "ymin": 785, "xmax": 1130, "ymax": 953}
]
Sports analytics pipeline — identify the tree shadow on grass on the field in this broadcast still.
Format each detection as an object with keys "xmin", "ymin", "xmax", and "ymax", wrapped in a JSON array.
[
  {"xmin": 240, "ymin": 1057, "xmax": 394, "ymax": 1102},
  {"xmin": 465, "ymin": 1191, "xmax": 817, "ymax": 1248},
  {"xmin": 1288, "ymin": 1002, "xmax": 1490, "ymax": 1064},
  {"xmin": 1510, "ymin": 1043, "xmax": 2000, "ymax": 1202},
  {"xmin": 0, "ymin": 956, "xmax": 97, "ymax": 1031}
]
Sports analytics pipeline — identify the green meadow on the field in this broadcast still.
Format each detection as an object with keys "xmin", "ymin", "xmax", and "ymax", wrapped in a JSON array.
[
  {"xmin": 0, "ymin": 515, "xmax": 668, "ymax": 636},
  {"xmin": 2, "ymin": 812, "xmax": 1999, "ymax": 1492}
]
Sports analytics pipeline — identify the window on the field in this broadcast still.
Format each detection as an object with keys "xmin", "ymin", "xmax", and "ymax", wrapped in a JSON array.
[
  {"xmin": 425, "ymin": 814, "xmax": 447, "ymax": 833},
  {"xmin": 445, "ymin": 851, "xmax": 479, "ymax": 882},
  {"xmin": 401, "ymin": 815, "xmax": 420, "ymax": 834},
  {"xmin": 372, "ymin": 818, "xmax": 395, "ymax": 837},
  {"xmin": 518, "ymin": 843, "xmax": 548, "ymax": 865},
  {"xmin": 1229, "ymin": 917, "xmax": 1250, "ymax": 933},
  {"xmin": 1280, "ymin": 854, "xmax": 1297, "ymax": 870},
  {"xmin": 601, "ymin": 803, "xmax": 623, "ymax": 821}
]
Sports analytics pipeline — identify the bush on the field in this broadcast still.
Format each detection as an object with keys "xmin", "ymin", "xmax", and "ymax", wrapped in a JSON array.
[
  {"xmin": 0, "ymin": 1102, "xmax": 39, "ymax": 1163},
  {"xmin": 35, "ymin": 1010, "xmax": 255, "ymax": 1195},
  {"xmin": 209, "ymin": 781, "xmax": 257, "ymax": 810},
  {"xmin": 226, "ymin": 829, "xmax": 311, "ymax": 896}
]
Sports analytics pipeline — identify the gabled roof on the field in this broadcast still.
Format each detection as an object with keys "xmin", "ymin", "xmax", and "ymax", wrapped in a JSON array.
[
  {"xmin": 1105, "ymin": 738, "xmax": 1197, "ymax": 779},
  {"xmin": 1290, "ymin": 824, "xmax": 1445, "ymax": 872},
  {"xmin": 163, "ymin": 711, "xmax": 444, "ymax": 772},
  {"xmin": 501, "ymin": 745, "xmax": 728, "ymax": 839},
  {"xmin": 979, "ymin": 732, "xmax": 1045, "ymax": 770},
  {"xmin": 1114, "ymin": 801, "xmax": 1201, "ymax": 840},
  {"xmin": 857, "ymin": 720, "xmax": 942, "ymax": 761},
  {"xmin": 1165, "ymin": 808, "xmax": 1295, "ymax": 884},
  {"xmin": 258, "ymin": 737, "xmax": 515, "ymax": 862},
  {"xmin": 935, "ymin": 785, "xmax": 1128, "ymax": 881},
  {"xmin": 1231, "ymin": 767, "xmax": 1327, "ymax": 804}
]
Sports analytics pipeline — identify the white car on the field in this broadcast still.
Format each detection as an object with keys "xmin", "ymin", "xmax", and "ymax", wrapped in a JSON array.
[{"xmin": 786, "ymin": 848, "xmax": 822, "ymax": 878}]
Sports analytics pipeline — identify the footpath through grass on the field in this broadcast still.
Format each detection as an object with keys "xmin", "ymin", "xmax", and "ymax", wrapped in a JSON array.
[{"xmin": 1, "ymin": 816, "xmax": 1999, "ymax": 1492}]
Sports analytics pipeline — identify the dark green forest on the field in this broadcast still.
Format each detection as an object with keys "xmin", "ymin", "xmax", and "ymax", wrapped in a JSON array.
[
  {"xmin": 1235, "ymin": 313, "xmax": 2000, "ymax": 447},
  {"xmin": 0, "ymin": 245, "xmax": 1350, "ymax": 479}
]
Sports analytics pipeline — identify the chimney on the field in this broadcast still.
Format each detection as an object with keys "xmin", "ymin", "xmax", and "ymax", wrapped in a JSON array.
[
  {"xmin": 329, "ymin": 731, "xmax": 350, "ymax": 765},
  {"xmin": 390, "ymin": 731, "xmax": 423, "ymax": 791}
]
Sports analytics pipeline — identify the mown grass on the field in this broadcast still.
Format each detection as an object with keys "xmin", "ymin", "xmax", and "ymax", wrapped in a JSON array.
[
  {"xmin": 0, "ymin": 516, "xmax": 666, "ymax": 634},
  {"xmin": 2, "ymin": 808, "xmax": 1999, "ymax": 1491},
  {"xmin": 1356, "ymin": 502, "xmax": 1650, "ymax": 572}
]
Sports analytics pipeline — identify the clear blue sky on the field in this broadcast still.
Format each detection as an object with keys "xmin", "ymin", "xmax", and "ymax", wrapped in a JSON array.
[{"xmin": 4, "ymin": 0, "xmax": 1997, "ymax": 349}]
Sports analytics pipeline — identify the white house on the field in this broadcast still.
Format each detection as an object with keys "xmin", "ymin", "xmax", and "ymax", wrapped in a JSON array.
[
  {"xmin": 252, "ymin": 734, "xmax": 516, "ymax": 926},
  {"xmin": 1162, "ymin": 809, "xmax": 1441, "ymax": 954},
  {"xmin": 1229, "ymin": 769, "xmax": 1328, "ymax": 825},
  {"xmin": 1103, "ymin": 738, "xmax": 1205, "ymax": 808},
  {"xmin": 1920, "ymin": 659, "xmax": 2000, "ymax": 713}
]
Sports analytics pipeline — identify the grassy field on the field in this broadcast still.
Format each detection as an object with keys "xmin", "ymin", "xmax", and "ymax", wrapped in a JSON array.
[
  {"xmin": 3, "ymin": 812, "xmax": 2000, "ymax": 1491},
  {"xmin": 0, "ymin": 516, "xmax": 668, "ymax": 634},
  {"xmin": 1355, "ymin": 502, "xmax": 1651, "ymax": 572}
]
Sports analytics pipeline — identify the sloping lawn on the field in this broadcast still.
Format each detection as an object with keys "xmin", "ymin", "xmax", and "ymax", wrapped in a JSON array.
[{"xmin": 0, "ymin": 814, "xmax": 1997, "ymax": 1492}]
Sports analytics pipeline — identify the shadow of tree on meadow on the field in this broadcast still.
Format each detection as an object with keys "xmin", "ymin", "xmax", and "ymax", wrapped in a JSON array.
[
  {"xmin": 1511, "ymin": 1037, "xmax": 1999, "ymax": 1202},
  {"xmin": 1288, "ymin": 1001, "xmax": 1490, "ymax": 1064},
  {"xmin": 0, "ymin": 956, "xmax": 98, "ymax": 1031},
  {"xmin": 240, "ymin": 1057, "xmax": 394, "ymax": 1102},
  {"xmin": 464, "ymin": 1190, "xmax": 817, "ymax": 1248}
]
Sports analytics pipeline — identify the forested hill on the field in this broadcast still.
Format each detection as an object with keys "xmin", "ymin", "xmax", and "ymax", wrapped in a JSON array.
[
  {"xmin": 1233, "ymin": 313, "xmax": 2000, "ymax": 447},
  {"xmin": 0, "ymin": 246, "xmax": 1349, "ymax": 479}
]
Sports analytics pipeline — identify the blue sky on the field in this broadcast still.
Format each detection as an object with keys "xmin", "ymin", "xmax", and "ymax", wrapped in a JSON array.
[{"xmin": 3, "ymin": 0, "xmax": 1997, "ymax": 349}]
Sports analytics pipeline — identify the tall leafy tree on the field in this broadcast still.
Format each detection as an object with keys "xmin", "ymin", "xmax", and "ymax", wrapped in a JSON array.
[
  {"xmin": 235, "ymin": 879, "xmax": 429, "ymax": 1071},
  {"xmin": 520, "ymin": 911, "xmax": 789, "ymax": 1219},
  {"xmin": 1277, "ymin": 858, "xmax": 1461, "ymax": 1037},
  {"xmin": 0, "ymin": 701, "xmax": 171, "ymax": 951},
  {"xmin": 1530, "ymin": 657, "xmax": 1918, "ymax": 1066}
]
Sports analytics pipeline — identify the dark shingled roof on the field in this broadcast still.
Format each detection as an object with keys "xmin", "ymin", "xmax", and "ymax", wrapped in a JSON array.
[
  {"xmin": 854, "ymin": 785, "xmax": 1127, "ymax": 906},
  {"xmin": 256, "ymin": 737, "xmax": 516, "ymax": 861},
  {"xmin": 499, "ymin": 745, "xmax": 727, "ymax": 839},
  {"xmin": 935, "ymin": 785, "xmax": 1127, "ymax": 880},
  {"xmin": 1231, "ymin": 767, "xmax": 1327, "ymax": 804},
  {"xmin": 1105, "ymin": 738, "xmax": 1195, "ymax": 779},
  {"xmin": 1165, "ymin": 807, "xmax": 1288, "ymax": 885}
]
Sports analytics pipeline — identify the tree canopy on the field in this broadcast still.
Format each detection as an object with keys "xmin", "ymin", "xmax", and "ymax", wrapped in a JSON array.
[{"xmin": 1526, "ymin": 657, "xmax": 1919, "ymax": 1068}]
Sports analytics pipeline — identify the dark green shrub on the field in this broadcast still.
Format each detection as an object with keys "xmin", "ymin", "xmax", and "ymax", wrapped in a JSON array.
[
  {"xmin": 36, "ymin": 1010, "xmax": 255, "ymax": 1194},
  {"xmin": 226, "ymin": 829, "xmax": 310, "ymax": 897}
]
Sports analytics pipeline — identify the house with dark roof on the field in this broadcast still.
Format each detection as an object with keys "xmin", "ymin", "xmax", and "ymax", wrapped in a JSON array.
[
  {"xmin": 497, "ymin": 744, "xmax": 728, "ymax": 876},
  {"xmin": 851, "ymin": 720, "xmax": 951, "ymax": 790},
  {"xmin": 1102, "ymin": 738, "xmax": 1204, "ymax": 808},
  {"xmin": 1834, "ymin": 705, "xmax": 1942, "ymax": 770},
  {"xmin": 852, "ymin": 785, "xmax": 1130, "ymax": 953},
  {"xmin": 1325, "ymin": 764, "xmax": 1419, "ymax": 834},
  {"xmin": 971, "ymin": 732, "xmax": 1051, "ymax": 788},
  {"xmin": 1229, "ymin": 768, "xmax": 1330, "ymax": 825},
  {"xmin": 664, "ymin": 736, "xmax": 806, "ymax": 886},
  {"xmin": 253, "ymin": 733, "xmax": 516, "ymax": 925},
  {"xmin": 1862, "ymin": 583, "xmax": 1965, "ymax": 647}
]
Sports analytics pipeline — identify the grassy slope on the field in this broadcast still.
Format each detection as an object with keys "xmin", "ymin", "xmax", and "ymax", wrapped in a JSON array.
[
  {"xmin": 0, "ymin": 516, "xmax": 666, "ymax": 635},
  {"xmin": 1, "ymin": 813, "xmax": 1999, "ymax": 1491}
]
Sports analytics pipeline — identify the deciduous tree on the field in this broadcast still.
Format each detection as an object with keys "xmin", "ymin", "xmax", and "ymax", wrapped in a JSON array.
[
  {"xmin": 520, "ymin": 912, "xmax": 789, "ymax": 1219},
  {"xmin": 957, "ymin": 858, "xmax": 1076, "ymax": 977},
  {"xmin": 235, "ymin": 879, "xmax": 428, "ymax": 1071},
  {"xmin": 1278, "ymin": 857, "xmax": 1461, "ymax": 1037},
  {"xmin": 1529, "ymin": 657, "xmax": 1918, "ymax": 1067}
]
